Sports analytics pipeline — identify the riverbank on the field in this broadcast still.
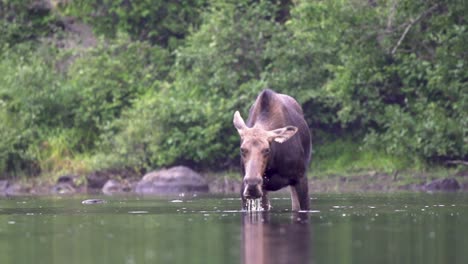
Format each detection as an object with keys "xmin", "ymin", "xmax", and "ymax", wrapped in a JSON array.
[{"xmin": 1, "ymin": 166, "xmax": 467, "ymax": 196}]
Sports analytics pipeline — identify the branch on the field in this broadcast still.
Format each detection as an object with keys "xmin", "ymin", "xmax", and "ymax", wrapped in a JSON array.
[
  {"xmin": 386, "ymin": 0, "xmax": 398, "ymax": 32},
  {"xmin": 391, "ymin": 4, "xmax": 439, "ymax": 55},
  {"xmin": 445, "ymin": 160, "xmax": 468, "ymax": 166}
]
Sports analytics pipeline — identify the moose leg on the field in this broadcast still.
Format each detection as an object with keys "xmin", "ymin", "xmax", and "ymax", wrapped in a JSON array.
[
  {"xmin": 241, "ymin": 181, "xmax": 248, "ymax": 210},
  {"xmin": 261, "ymin": 191, "xmax": 271, "ymax": 211},
  {"xmin": 290, "ymin": 176, "xmax": 309, "ymax": 211}
]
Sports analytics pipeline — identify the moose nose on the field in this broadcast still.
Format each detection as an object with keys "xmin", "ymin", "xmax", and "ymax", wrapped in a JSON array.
[{"xmin": 244, "ymin": 177, "xmax": 262, "ymax": 186}]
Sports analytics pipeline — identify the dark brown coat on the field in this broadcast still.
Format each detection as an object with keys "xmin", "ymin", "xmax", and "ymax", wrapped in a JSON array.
[{"xmin": 233, "ymin": 89, "xmax": 311, "ymax": 211}]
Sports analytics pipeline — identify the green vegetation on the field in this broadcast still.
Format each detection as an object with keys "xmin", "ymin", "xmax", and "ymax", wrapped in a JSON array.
[
  {"xmin": 0, "ymin": 0, "xmax": 466, "ymax": 179},
  {"xmin": 312, "ymin": 139, "xmax": 414, "ymax": 177}
]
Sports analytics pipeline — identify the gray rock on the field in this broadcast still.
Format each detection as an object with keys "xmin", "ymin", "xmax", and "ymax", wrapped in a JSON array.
[
  {"xmin": 51, "ymin": 175, "xmax": 78, "ymax": 194},
  {"xmin": 57, "ymin": 175, "xmax": 77, "ymax": 185},
  {"xmin": 135, "ymin": 166, "xmax": 208, "ymax": 194},
  {"xmin": 425, "ymin": 178, "xmax": 460, "ymax": 191},
  {"xmin": 0, "ymin": 180, "xmax": 9, "ymax": 195},
  {"xmin": 51, "ymin": 183, "xmax": 76, "ymax": 194},
  {"xmin": 82, "ymin": 199, "xmax": 106, "ymax": 205},
  {"xmin": 5, "ymin": 183, "xmax": 29, "ymax": 196},
  {"xmin": 209, "ymin": 177, "xmax": 241, "ymax": 194},
  {"xmin": 102, "ymin": 179, "xmax": 132, "ymax": 195}
]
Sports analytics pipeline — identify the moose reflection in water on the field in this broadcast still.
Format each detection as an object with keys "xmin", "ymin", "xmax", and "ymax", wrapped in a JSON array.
[{"xmin": 241, "ymin": 212, "xmax": 311, "ymax": 264}]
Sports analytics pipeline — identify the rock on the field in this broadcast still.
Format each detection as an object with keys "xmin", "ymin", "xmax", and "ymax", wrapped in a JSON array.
[
  {"xmin": 425, "ymin": 178, "xmax": 460, "ymax": 192},
  {"xmin": 86, "ymin": 169, "xmax": 140, "ymax": 190},
  {"xmin": 86, "ymin": 171, "xmax": 110, "ymax": 189},
  {"xmin": 102, "ymin": 179, "xmax": 132, "ymax": 195},
  {"xmin": 398, "ymin": 183, "xmax": 425, "ymax": 192},
  {"xmin": 82, "ymin": 199, "xmax": 106, "ymax": 205},
  {"xmin": 0, "ymin": 180, "xmax": 10, "ymax": 195},
  {"xmin": 51, "ymin": 183, "xmax": 76, "ymax": 194},
  {"xmin": 209, "ymin": 177, "xmax": 241, "ymax": 194},
  {"xmin": 135, "ymin": 166, "xmax": 209, "ymax": 194},
  {"xmin": 5, "ymin": 183, "xmax": 30, "ymax": 196},
  {"xmin": 57, "ymin": 175, "xmax": 77, "ymax": 186},
  {"xmin": 455, "ymin": 169, "xmax": 468, "ymax": 177}
]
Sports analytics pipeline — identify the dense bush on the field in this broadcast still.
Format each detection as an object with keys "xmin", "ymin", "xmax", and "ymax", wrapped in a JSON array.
[
  {"xmin": 312, "ymin": 0, "xmax": 468, "ymax": 162},
  {"xmin": 0, "ymin": 44, "xmax": 61, "ymax": 176},
  {"xmin": 103, "ymin": 1, "xmax": 282, "ymax": 170},
  {"xmin": 0, "ymin": 0, "xmax": 466, "ymax": 178},
  {"xmin": 61, "ymin": 0, "xmax": 207, "ymax": 49},
  {"xmin": 0, "ymin": 0, "xmax": 69, "ymax": 57},
  {"xmin": 64, "ymin": 36, "xmax": 171, "ymax": 147}
]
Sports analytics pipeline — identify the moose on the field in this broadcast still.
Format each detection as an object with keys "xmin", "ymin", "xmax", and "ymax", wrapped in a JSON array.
[{"xmin": 233, "ymin": 89, "xmax": 312, "ymax": 211}]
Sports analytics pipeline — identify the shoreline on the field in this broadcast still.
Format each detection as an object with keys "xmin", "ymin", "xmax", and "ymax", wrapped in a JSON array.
[{"xmin": 1, "ymin": 169, "xmax": 467, "ymax": 197}]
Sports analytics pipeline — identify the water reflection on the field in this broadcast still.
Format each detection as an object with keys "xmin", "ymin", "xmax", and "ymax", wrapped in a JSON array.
[
  {"xmin": 2, "ymin": 193, "xmax": 468, "ymax": 264},
  {"xmin": 242, "ymin": 212, "xmax": 311, "ymax": 264}
]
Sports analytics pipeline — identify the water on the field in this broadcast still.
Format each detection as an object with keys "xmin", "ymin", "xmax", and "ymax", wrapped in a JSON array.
[{"xmin": 1, "ymin": 192, "xmax": 468, "ymax": 264}]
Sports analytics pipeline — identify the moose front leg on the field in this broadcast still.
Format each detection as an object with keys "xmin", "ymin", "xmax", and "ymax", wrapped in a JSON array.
[
  {"xmin": 241, "ymin": 181, "xmax": 248, "ymax": 210},
  {"xmin": 290, "ymin": 176, "xmax": 309, "ymax": 211},
  {"xmin": 261, "ymin": 191, "xmax": 271, "ymax": 211}
]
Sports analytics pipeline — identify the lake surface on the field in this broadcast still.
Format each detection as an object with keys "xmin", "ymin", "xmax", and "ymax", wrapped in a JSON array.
[{"xmin": 0, "ymin": 192, "xmax": 467, "ymax": 264}]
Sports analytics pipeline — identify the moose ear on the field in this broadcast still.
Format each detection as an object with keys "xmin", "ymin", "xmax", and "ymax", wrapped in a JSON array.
[
  {"xmin": 233, "ymin": 111, "xmax": 247, "ymax": 133},
  {"xmin": 268, "ymin": 126, "xmax": 298, "ymax": 143}
]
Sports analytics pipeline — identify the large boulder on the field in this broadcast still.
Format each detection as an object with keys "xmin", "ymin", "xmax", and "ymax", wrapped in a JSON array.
[
  {"xmin": 135, "ymin": 166, "xmax": 209, "ymax": 194},
  {"xmin": 425, "ymin": 178, "xmax": 460, "ymax": 192}
]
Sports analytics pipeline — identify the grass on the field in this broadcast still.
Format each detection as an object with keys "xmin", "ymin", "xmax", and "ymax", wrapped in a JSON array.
[
  {"xmin": 27, "ymin": 130, "xmax": 93, "ymax": 181},
  {"xmin": 310, "ymin": 138, "xmax": 417, "ymax": 178}
]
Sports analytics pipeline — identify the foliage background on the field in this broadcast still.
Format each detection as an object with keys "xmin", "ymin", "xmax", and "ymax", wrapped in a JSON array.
[{"xmin": 0, "ymin": 0, "xmax": 466, "ymax": 179}]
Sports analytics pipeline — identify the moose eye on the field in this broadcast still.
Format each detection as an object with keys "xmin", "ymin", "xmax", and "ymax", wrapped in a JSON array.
[
  {"xmin": 240, "ymin": 148, "xmax": 248, "ymax": 156},
  {"xmin": 262, "ymin": 148, "xmax": 270, "ymax": 155}
]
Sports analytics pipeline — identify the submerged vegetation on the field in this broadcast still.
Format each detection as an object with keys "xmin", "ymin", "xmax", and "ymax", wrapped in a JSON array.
[{"xmin": 0, "ymin": 0, "xmax": 466, "ymax": 179}]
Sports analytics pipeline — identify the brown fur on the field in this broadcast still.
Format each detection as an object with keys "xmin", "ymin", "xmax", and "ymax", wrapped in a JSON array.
[{"xmin": 233, "ymin": 89, "xmax": 312, "ymax": 211}]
